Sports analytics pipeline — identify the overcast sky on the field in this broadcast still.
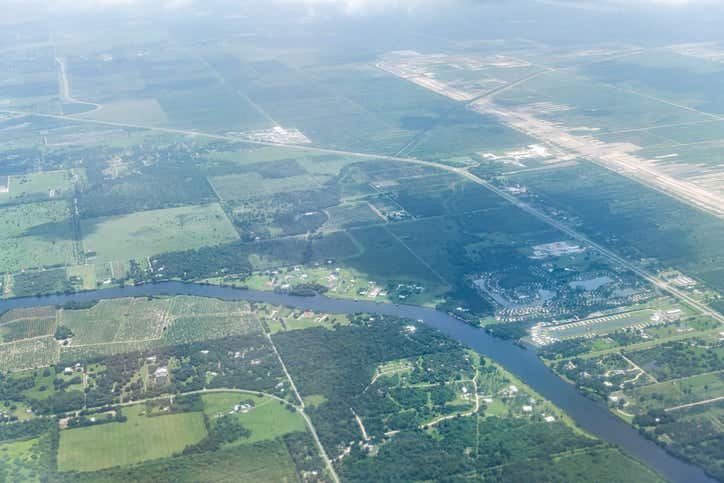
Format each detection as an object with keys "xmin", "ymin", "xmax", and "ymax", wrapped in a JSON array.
[{"xmin": 34, "ymin": 0, "xmax": 717, "ymax": 13}]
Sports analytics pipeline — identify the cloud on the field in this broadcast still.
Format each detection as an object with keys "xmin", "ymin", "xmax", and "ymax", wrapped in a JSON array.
[
  {"xmin": 42, "ymin": 0, "xmax": 720, "ymax": 16},
  {"xmin": 273, "ymin": 0, "xmax": 445, "ymax": 14},
  {"xmin": 541, "ymin": 0, "xmax": 715, "ymax": 6},
  {"xmin": 272, "ymin": 0, "xmax": 720, "ymax": 15},
  {"xmin": 50, "ymin": 0, "xmax": 195, "ymax": 10}
]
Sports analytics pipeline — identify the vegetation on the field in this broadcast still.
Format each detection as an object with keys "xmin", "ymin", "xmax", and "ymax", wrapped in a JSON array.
[
  {"xmin": 81, "ymin": 203, "xmax": 239, "ymax": 264},
  {"xmin": 3, "ymin": 6, "xmax": 724, "ymax": 480},
  {"xmin": 57, "ymin": 404, "xmax": 208, "ymax": 471},
  {"xmin": 0, "ymin": 298, "xmax": 662, "ymax": 481}
]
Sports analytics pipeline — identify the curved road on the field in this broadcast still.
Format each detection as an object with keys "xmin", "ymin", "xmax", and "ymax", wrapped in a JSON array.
[{"xmin": 0, "ymin": 282, "xmax": 716, "ymax": 483}]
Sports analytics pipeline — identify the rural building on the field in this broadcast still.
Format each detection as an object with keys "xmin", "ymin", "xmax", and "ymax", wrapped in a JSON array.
[{"xmin": 154, "ymin": 366, "xmax": 169, "ymax": 385}]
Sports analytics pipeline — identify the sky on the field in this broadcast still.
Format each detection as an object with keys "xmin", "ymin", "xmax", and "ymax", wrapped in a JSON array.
[
  {"xmin": 34, "ymin": 0, "xmax": 717, "ymax": 12},
  {"xmin": 5, "ymin": 0, "xmax": 722, "ymax": 47}
]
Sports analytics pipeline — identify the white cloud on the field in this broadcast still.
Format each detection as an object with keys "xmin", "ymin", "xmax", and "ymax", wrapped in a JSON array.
[
  {"xmin": 543, "ymin": 0, "xmax": 714, "ymax": 5},
  {"xmin": 274, "ymin": 0, "xmax": 444, "ymax": 14},
  {"xmin": 51, "ymin": 0, "xmax": 195, "ymax": 9},
  {"xmin": 274, "ymin": 0, "xmax": 720, "ymax": 14},
  {"xmin": 43, "ymin": 0, "xmax": 720, "ymax": 15}
]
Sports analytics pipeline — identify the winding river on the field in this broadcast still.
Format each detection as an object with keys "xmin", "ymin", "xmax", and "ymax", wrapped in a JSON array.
[{"xmin": 0, "ymin": 282, "xmax": 716, "ymax": 483}]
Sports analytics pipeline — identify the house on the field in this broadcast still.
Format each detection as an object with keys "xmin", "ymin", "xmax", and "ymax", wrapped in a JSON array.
[{"xmin": 154, "ymin": 366, "xmax": 169, "ymax": 385}]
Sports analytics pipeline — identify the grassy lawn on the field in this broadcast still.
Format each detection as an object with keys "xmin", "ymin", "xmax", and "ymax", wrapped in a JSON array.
[
  {"xmin": 81, "ymin": 203, "xmax": 238, "ymax": 264},
  {"xmin": 0, "ymin": 200, "xmax": 76, "ymax": 273},
  {"xmin": 57, "ymin": 404, "xmax": 207, "ymax": 472},
  {"xmin": 202, "ymin": 393, "xmax": 306, "ymax": 445}
]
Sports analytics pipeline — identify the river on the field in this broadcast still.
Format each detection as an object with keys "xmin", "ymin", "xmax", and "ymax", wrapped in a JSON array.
[{"xmin": 0, "ymin": 282, "xmax": 715, "ymax": 483}]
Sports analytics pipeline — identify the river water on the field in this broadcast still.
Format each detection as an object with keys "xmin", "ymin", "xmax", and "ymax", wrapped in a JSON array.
[{"xmin": 0, "ymin": 282, "xmax": 715, "ymax": 483}]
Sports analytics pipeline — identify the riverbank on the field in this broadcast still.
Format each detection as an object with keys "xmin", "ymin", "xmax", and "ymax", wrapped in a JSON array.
[{"xmin": 0, "ymin": 281, "xmax": 715, "ymax": 483}]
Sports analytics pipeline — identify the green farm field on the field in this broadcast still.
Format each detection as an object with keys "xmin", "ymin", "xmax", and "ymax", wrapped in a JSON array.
[
  {"xmin": 59, "ymin": 297, "xmax": 172, "ymax": 345},
  {"xmin": 161, "ymin": 311, "xmax": 259, "ymax": 345},
  {"xmin": 80, "ymin": 203, "xmax": 239, "ymax": 264},
  {"xmin": 202, "ymin": 393, "xmax": 307, "ymax": 445},
  {"xmin": 60, "ymin": 439, "xmax": 302, "ymax": 483},
  {"xmin": 57, "ymin": 404, "xmax": 208, "ymax": 472},
  {"xmin": 0, "ymin": 315, "xmax": 55, "ymax": 342},
  {"xmin": 0, "ymin": 200, "xmax": 76, "ymax": 273},
  {"xmin": 0, "ymin": 297, "xmax": 266, "ymax": 367},
  {"xmin": 0, "ymin": 169, "xmax": 81, "ymax": 205}
]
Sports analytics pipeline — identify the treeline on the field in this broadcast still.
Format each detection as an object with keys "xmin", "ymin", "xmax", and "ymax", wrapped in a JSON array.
[
  {"xmin": 149, "ymin": 242, "xmax": 255, "ymax": 280},
  {"xmin": 78, "ymin": 174, "xmax": 216, "ymax": 219},
  {"xmin": 485, "ymin": 321, "xmax": 529, "ymax": 341},
  {"xmin": 13, "ymin": 269, "xmax": 72, "ymax": 297},
  {"xmin": 183, "ymin": 414, "xmax": 251, "ymax": 455},
  {"xmin": 0, "ymin": 418, "xmax": 53, "ymax": 442},
  {"xmin": 66, "ymin": 409, "xmax": 127, "ymax": 428}
]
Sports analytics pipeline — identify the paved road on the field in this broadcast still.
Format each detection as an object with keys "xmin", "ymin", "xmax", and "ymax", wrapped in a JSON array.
[
  {"xmin": 266, "ymin": 333, "xmax": 341, "ymax": 483},
  {"xmin": 665, "ymin": 395, "xmax": 724, "ymax": 412},
  {"xmin": 4, "ymin": 108, "xmax": 722, "ymax": 325},
  {"xmin": 398, "ymin": 157, "xmax": 724, "ymax": 326},
  {"xmin": 54, "ymin": 383, "xmax": 341, "ymax": 482}
]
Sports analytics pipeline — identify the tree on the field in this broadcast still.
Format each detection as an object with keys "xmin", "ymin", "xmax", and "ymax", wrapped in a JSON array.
[{"xmin": 54, "ymin": 326, "xmax": 74, "ymax": 341}]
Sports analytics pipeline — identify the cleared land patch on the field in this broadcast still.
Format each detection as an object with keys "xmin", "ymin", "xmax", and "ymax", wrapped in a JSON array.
[
  {"xmin": 57, "ymin": 404, "xmax": 207, "ymax": 472},
  {"xmin": 0, "ymin": 200, "xmax": 76, "ymax": 273},
  {"xmin": 80, "ymin": 98, "xmax": 169, "ymax": 126},
  {"xmin": 0, "ymin": 169, "xmax": 81, "ymax": 205},
  {"xmin": 81, "ymin": 203, "xmax": 239, "ymax": 264},
  {"xmin": 202, "ymin": 393, "xmax": 306, "ymax": 445},
  {"xmin": 208, "ymin": 173, "xmax": 319, "ymax": 201}
]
